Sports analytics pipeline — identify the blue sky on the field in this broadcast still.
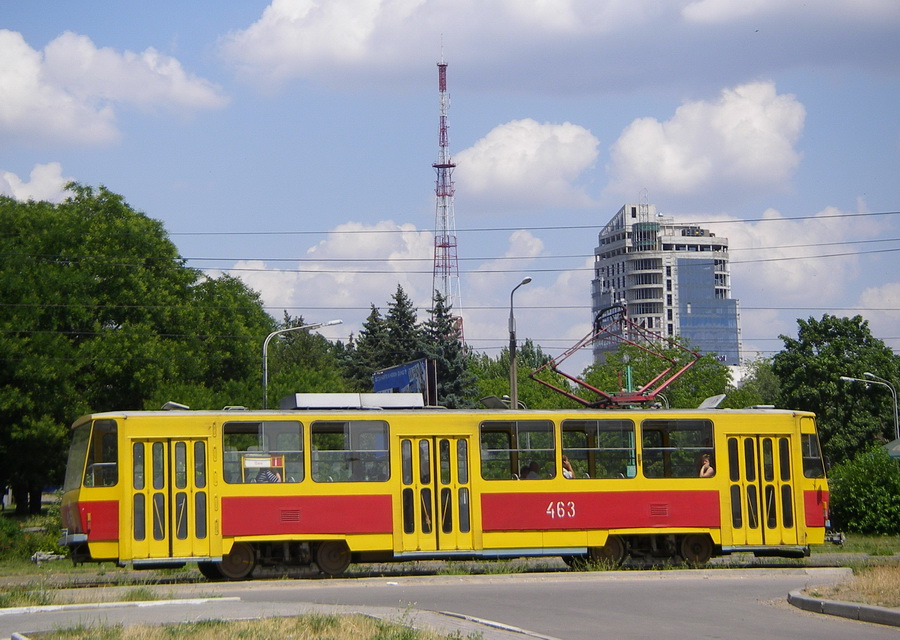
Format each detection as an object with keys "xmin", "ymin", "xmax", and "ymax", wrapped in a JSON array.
[{"xmin": 2, "ymin": 1, "xmax": 899, "ymax": 377}]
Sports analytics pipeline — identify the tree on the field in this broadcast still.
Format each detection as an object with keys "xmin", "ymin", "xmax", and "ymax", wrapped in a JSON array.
[
  {"xmin": 261, "ymin": 313, "xmax": 350, "ymax": 406},
  {"xmin": 469, "ymin": 339, "xmax": 580, "ymax": 410},
  {"xmin": 421, "ymin": 292, "xmax": 475, "ymax": 408},
  {"xmin": 724, "ymin": 357, "xmax": 780, "ymax": 409},
  {"xmin": 344, "ymin": 305, "xmax": 389, "ymax": 391},
  {"xmin": 384, "ymin": 285, "xmax": 423, "ymax": 365},
  {"xmin": 0, "ymin": 184, "xmax": 275, "ymax": 512},
  {"xmin": 345, "ymin": 285, "xmax": 428, "ymax": 393},
  {"xmin": 772, "ymin": 314, "xmax": 899, "ymax": 463},
  {"xmin": 828, "ymin": 446, "xmax": 900, "ymax": 534}
]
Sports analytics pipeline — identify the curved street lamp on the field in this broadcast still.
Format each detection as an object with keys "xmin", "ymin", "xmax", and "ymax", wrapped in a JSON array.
[
  {"xmin": 839, "ymin": 373, "xmax": 899, "ymax": 441},
  {"xmin": 262, "ymin": 320, "xmax": 342, "ymax": 409},
  {"xmin": 508, "ymin": 277, "xmax": 532, "ymax": 410}
]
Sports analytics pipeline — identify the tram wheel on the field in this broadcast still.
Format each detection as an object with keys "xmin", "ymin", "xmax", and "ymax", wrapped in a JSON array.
[
  {"xmin": 219, "ymin": 542, "xmax": 256, "ymax": 580},
  {"xmin": 316, "ymin": 541, "xmax": 351, "ymax": 576},
  {"xmin": 589, "ymin": 535, "xmax": 626, "ymax": 565},
  {"xmin": 680, "ymin": 534, "xmax": 713, "ymax": 565},
  {"xmin": 197, "ymin": 561, "xmax": 224, "ymax": 581}
]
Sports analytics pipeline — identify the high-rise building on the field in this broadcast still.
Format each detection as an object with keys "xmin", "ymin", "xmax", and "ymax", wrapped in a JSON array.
[{"xmin": 591, "ymin": 203, "xmax": 742, "ymax": 364}]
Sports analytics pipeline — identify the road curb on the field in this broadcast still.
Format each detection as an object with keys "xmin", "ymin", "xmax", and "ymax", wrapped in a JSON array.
[
  {"xmin": 788, "ymin": 590, "xmax": 900, "ymax": 627},
  {"xmin": 0, "ymin": 597, "xmax": 240, "ymax": 617}
]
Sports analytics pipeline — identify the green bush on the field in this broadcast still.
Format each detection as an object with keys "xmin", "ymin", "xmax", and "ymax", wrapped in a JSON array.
[
  {"xmin": 829, "ymin": 446, "xmax": 900, "ymax": 535},
  {"xmin": 0, "ymin": 515, "xmax": 21, "ymax": 559},
  {"xmin": 0, "ymin": 496, "xmax": 67, "ymax": 560}
]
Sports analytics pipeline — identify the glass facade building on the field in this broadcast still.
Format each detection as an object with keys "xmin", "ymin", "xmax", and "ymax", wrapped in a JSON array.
[{"xmin": 591, "ymin": 203, "xmax": 742, "ymax": 364}]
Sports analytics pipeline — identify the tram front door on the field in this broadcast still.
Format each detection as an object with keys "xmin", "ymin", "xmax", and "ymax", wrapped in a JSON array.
[
  {"xmin": 398, "ymin": 436, "xmax": 474, "ymax": 554},
  {"xmin": 129, "ymin": 439, "xmax": 211, "ymax": 561},
  {"xmin": 726, "ymin": 435, "xmax": 799, "ymax": 547}
]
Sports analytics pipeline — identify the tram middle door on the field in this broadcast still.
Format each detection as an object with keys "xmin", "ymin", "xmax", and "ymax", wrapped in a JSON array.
[
  {"xmin": 399, "ymin": 437, "xmax": 473, "ymax": 553},
  {"xmin": 726, "ymin": 435, "xmax": 798, "ymax": 547},
  {"xmin": 130, "ymin": 439, "xmax": 210, "ymax": 560}
]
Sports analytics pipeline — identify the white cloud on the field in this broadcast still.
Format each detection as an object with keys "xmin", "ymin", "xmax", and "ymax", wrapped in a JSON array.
[
  {"xmin": 606, "ymin": 82, "xmax": 804, "ymax": 201},
  {"xmin": 0, "ymin": 29, "xmax": 228, "ymax": 146},
  {"xmin": 700, "ymin": 207, "xmax": 882, "ymax": 305},
  {"xmin": 221, "ymin": 1, "xmax": 899, "ymax": 91},
  {"xmin": 220, "ymin": 220, "xmax": 435, "ymax": 334},
  {"xmin": 455, "ymin": 119, "xmax": 599, "ymax": 210},
  {"xmin": 682, "ymin": 0, "xmax": 899, "ymax": 23},
  {"xmin": 0, "ymin": 163, "xmax": 72, "ymax": 202}
]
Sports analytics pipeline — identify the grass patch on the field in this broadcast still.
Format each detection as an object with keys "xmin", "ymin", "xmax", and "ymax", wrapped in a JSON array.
[
  {"xmin": 29, "ymin": 614, "xmax": 484, "ymax": 639},
  {"xmin": 809, "ymin": 564, "xmax": 900, "ymax": 608},
  {"xmin": 833, "ymin": 535, "xmax": 900, "ymax": 556},
  {"xmin": 0, "ymin": 576, "xmax": 57, "ymax": 608}
]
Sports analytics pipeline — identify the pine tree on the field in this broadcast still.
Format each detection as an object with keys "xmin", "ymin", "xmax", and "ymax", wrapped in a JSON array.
[
  {"xmin": 384, "ymin": 285, "xmax": 424, "ymax": 365},
  {"xmin": 345, "ymin": 305, "xmax": 389, "ymax": 391},
  {"xmin": 422, "ymin": 291, "xmax": 476, "ymax": 408}
]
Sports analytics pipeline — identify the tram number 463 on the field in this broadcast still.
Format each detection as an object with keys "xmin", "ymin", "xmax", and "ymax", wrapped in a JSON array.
[{"xmin": 546, "ymin": 500, "xmax": 576, "ymax": 519}]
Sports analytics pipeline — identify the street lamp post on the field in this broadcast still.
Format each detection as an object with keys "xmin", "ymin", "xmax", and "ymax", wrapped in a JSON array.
[
  {"xmin": 839, "ymin": 372, "xmax": 900, "ymax": 441},
  {"xmin": 508, "ymin": 277, "xmax": 532, "ymax": 411},
  {"xmin": 262, "ymin": 320, "xmax": 342, "ymax": 409}
]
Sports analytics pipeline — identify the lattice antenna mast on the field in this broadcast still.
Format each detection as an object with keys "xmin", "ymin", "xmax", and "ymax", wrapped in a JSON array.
[{"xmin": 432, "ymin": 56, "xmax": 463, "ymax": 336}]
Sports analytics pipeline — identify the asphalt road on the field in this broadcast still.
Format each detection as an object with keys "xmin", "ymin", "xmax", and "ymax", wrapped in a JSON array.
[{"xmin": 1, "ymin": 568, "xmax": 895, "ymax": 640}]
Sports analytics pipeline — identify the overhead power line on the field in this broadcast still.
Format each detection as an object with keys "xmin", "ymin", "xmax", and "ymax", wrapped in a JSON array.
[{"xmin": 158, "ymin": 209, "xmax": 900, "ymax": 237}]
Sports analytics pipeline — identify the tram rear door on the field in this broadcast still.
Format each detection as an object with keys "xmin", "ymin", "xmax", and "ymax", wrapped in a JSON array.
[
  {"xmin": 398, "ymin": 436, "xmax": 474, "ymax": 554},
  {"xmin": 726, "ymin": 435, "xmax": 798, "ymax": 547},
  {"xmin": 129, "ymin": 438, "xmax": 211, "ymax": 562}
]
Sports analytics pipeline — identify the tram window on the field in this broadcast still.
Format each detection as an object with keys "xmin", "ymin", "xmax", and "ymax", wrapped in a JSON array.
[
  {"xmin": 174, "ymin": 442, "xmax": 187, "ymax": 490},
  {"xmin": 402, "ymin": 488, "xmax": 415, "ymax": 533},
  {"xmin": 133, "ymin": 442, "xmax": 145, "ymax": 491},
  {"xmin": 81, "ymin": 419, "xmax": 119, "ymax": 488},
  {"xmin": 781, "ymin": 485, "xmax": 794, "ymax": 528},
  {"xmin": 439, "ymin": 439, "xmax": 451, "ymax": 484},
  {"xmin": 730, "ymin": 484, "xmax": 742, "ymax": 528},
  {"xmin": 311, "ymin": 420, "xmax": 390, "ymax": 482},
  {"xmin": 195, "ymin": 492, "xmax": 207, "ymax": 539},
  {"xmin": 640, "ymin": 420, "xmax": 713, "ymax": 478},
  {"xmin": 728, "ymin": 438, "xmax": 739, "ymax": 482},
  {"xmin": 801, "ymin": 434, "xmax": 826, "ymax": 478},
  {"xmin": 479, "ymin": 420, "xmax": 554, "ymax": 480},
  {"xmin": 762, "ymin": 439, "xmax": 774, "ymax": 482},
  {"xmin": 562, "ymin": 419, "xmax": 636, "ymax": 479},
  {"xmin": 457, "ymin": 440, "xmax": 469, "ymax": 484},
  {"xmin": 223, "ymin": 421, "xmax": 303, "ymax": 484},
  {"xmin": 779, "ymin": 438, "xmax": 791, "ymax": 481},
  {"xmin": 152, "ymin": 442, "xmax": 165, "ymax": 490},
  {"xmin": 194, "ymin": 441, "xmax": 207, "ymax": 489},
  {"xmin": 401, "ymin": 440, "xmax": 413, "ymax": 485},
  {"xmin": 64, "ymin": 424, "xmax": 92, "ymax": 492},
  {"xmin": 458, "ymin": 487, "xmax": 471, "ymax": 533}
]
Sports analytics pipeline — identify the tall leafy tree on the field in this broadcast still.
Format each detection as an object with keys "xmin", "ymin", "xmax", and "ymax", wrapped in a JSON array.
[
  {"xmin": 421, "ymin": 292, "xmax": 475, "ymax": 408},
  {"xmin": 773, "ymin": 314, "xmax": 899, "ymax": 463},
  {"xmin": 0, "ymin": 184, "xmax": 275, "ymax": 512}
]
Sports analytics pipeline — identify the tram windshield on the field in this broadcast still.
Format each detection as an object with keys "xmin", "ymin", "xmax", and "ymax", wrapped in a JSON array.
[
  {"xmin": 64, "ymin": 419, "xmax": 118, "ymax": 491},
  {"xmin": 801, "ymin": 433, "xmax": 826, "ymax": 478}
]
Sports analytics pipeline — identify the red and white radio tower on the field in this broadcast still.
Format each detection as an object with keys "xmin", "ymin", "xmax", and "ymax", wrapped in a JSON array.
[{"xmin": 432, "ymin": 56, "xmax": 463, "ymax": 337}]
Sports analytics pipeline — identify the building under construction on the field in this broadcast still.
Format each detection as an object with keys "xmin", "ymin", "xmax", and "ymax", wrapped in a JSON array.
[{"xmin": 591, "ymin": 203, "xmax": 742, "ymax": 365}]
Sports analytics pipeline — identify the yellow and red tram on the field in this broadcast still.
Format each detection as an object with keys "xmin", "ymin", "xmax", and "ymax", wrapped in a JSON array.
[{"xmin": 59, "ymin": 393, "xmax": 833, "ymax": 580}]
